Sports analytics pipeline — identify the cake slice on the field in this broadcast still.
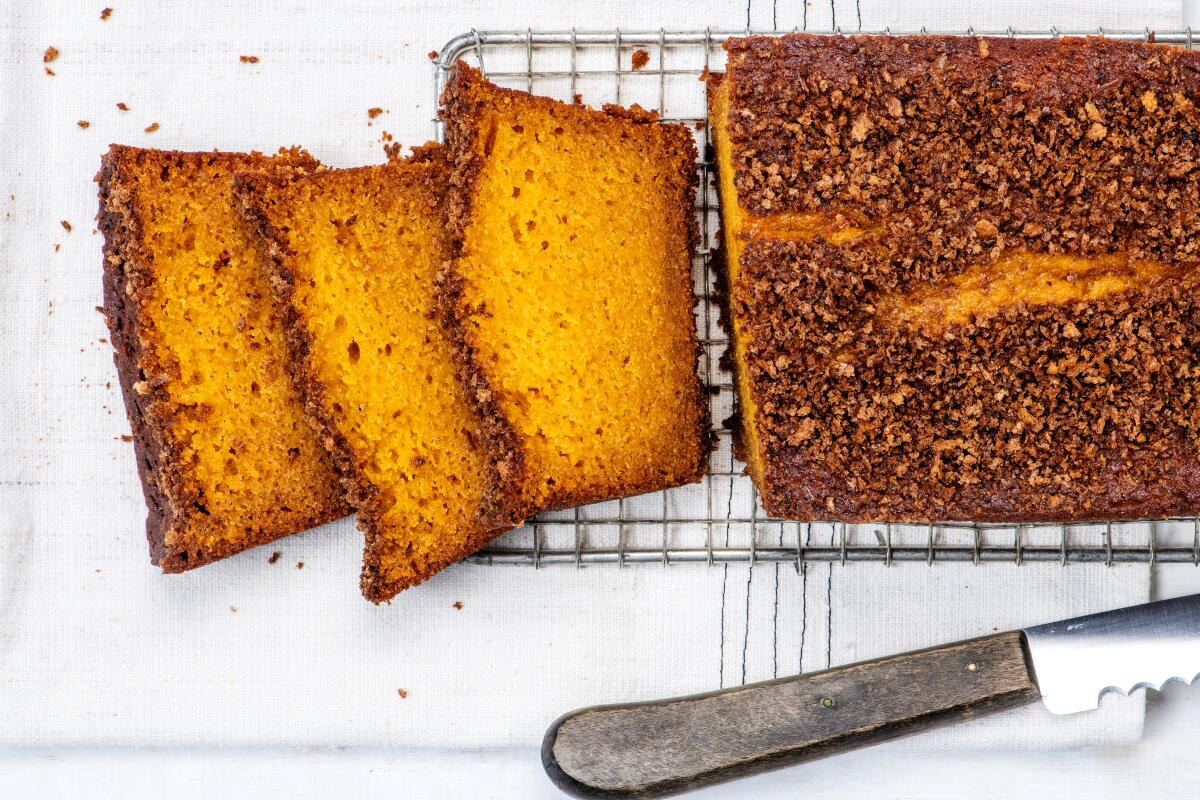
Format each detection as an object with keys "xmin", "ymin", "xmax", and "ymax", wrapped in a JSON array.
[
  {"xmin": 439, "ymin": 63, "xmax": 710, "ymax": 521},
  {"xmin": 236, "ymin": 148, "xmax": 507, "ymax": 601},
  {"xmin": 711, "ymin": 34, "xmax": 1200, "ymax": 522},
  {"xmin": 97, "ymin": 146, "xmax": 350, "ymax": 570}
]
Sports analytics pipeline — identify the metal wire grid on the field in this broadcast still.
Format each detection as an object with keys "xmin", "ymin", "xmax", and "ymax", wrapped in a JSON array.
[{"xmin": 432, "ymin": 27, "xmax": 1200, "ymax": 568}]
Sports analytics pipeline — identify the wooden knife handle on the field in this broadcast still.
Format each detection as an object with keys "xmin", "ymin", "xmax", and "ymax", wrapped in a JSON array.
[{"xmin": 542, "ymin": 631, "xmax": 1039, "ymax": 798}]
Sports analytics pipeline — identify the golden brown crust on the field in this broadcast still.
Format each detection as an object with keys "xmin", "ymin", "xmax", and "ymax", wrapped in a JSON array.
[
  {"xmin": 438, "ymin": 62, "xmax": 710, "ymax": 519},
  {"xmin": 97, "ymin": 145, "xmax": 349, "ymax": 570},
  {"xmin": 716, "ymin": 35, "xmax": 1200, "ymax": 522}
]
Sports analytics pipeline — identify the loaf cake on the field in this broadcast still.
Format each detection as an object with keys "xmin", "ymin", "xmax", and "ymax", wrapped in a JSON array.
[
  {"xmin": 439, "ymin": 63, "xmax": 710, "ymax": 521},
  {"xmin": 98, "ymin": 146, "xmax": 350, "ymax": 571},
  {"xmin": 236, "ymin": 148, "xmax": 508, "ymax": 602},
  {"xmin": 711, "ymin": 34, "xmax": 1200, "ymax": 523}
]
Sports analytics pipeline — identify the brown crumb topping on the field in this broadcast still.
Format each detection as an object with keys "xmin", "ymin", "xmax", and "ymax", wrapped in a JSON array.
[
  {"xmin": 725, "ymin": 35, "xmax": 1200, "ymax": 272},
  {"xmin": 723, "ymin": 35, "xmax": 1200, "ymax": 521},
  {"xmin": 631, "ymin": 49, "xmax": 650, "ymax": 70},
  {"xmin": 367, "ymin": 107, "xmax": 384, "ymax": 119},
  {"xmin": 735, "ymin": 238, "xmax": 1200, "ymax": 521}
]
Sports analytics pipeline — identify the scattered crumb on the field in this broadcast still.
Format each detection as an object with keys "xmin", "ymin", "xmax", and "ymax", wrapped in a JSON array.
[
  {"xmin": 367, "ymin": 107, "xmax": 384, "ymax": 119},
  {"xmin": 268, "ymin": 551, "xmax": 281, "ymax": 564},
  {"xmin": 44, "ymin": 46, "xmax": 59, "ymax": 63},
  {"xmin": 631, "ymin": 49, "xmax": 650, "ymax": 70},
  {"xmin": 144, "ymin": 122, "xmax": 159, "ymax": 133},
  {"xmin": 45, "ymin": 67, "xmax": 55, "ymax": 77},
  {"xmin": 453, "ymin": 601, "xmax": 463, "ymax": 610},
  {"xmin": 116, "ymin": 102, "xmax": 129, "ymax": 111},
  {"xmin": 397, "ymin": 688, "xmax": 408, "ymax": 698},
  {"xmin": 239, "ymin": 55, "xmax": 260, "ymax": 64},
  {"xmin": 95, "ymin": 568, "xmax": 102, "ymax": 573},
  {"xmin": 383, "ymin": 141, "xmax": 402, "ymax": 162},
  {"xmin": 572, "ymin": 93, "xmax": 583, "ymax": 105},
  {"xmin": 77, "ymin": 120, "xmax": 90, "ymax": 129},
  {"xmin": 119, "ymin": 434, "xmax": 134, "ymax": 442},
  {"xmin": 229, "ymin": 605, "xmax": 238, "ymax": 613},
  {"xmin": 100, "ymin": 7, "xmax": 112, "ymax": 20},
  {"xmin": 380, "ymin": 130, "xmax": 393, "ymax": 143},
  {"xmin": 296, "ymin": 561, "xmax": 304, "ymax": 569},
  {"xmin": 60, "ymin": 219, "xmax": 72, "ymax": 232},
  {"xmin": 54, "ymin": 243, "xmax": 61, "ymax": 252},
  {"xmin": 428, "ymin": 50, "xmax": 439, "ymax": 60},
  {"xmin": 694, "ymin": 121, "xmax": 705, "ymax": 131},
  {"xmin": 95, "ymin": 305, "xmax": 105, "ymax": 314}
]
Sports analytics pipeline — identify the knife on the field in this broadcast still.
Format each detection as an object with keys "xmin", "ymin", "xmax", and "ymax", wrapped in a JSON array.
[{"xmin": 542, "ymin": 593, "xmax": 1200, "ymax": 799}]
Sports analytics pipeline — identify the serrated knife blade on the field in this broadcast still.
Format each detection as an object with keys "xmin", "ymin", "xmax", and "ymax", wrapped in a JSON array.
[{"xmin": 1023, "ymin": 592, "xmax": 1200, "ymax": 715}]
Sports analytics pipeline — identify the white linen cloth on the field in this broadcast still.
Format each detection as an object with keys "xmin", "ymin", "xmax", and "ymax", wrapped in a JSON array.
[{"xmin": 0, "ymin": 0, "xmax": 1181, "ymax": 750}]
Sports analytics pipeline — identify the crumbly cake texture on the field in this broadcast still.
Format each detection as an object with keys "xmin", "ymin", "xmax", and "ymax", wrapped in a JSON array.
[
  {"xmin": 236, "ymin": 149, "xmax": 510, "ymax": 602},
  {"xmin": 440, "ymin": 63, "xmax": 710, "ymax": 521},
  {"xmin": 712, "ymin": 35, "xmax": 1200, "ymax": 522},
  {"xmin": 97, "ymin": 146, "xmax": 350, "ymax": 571}
]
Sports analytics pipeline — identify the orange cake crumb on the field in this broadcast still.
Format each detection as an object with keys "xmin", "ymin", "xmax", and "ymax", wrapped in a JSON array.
[
  {"xmin": 439, "ymin": 64, "xmax": 710, "ymax": 522},
  {"xmin": 237, "ymin": 146, "xmax": 509, "ymax": 602},
  {"xmin": 97, "ymin": 145, "xmax": 349, "ymax": 571}
]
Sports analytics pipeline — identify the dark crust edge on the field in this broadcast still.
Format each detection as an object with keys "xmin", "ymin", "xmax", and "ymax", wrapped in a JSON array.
[
  {"xmin": 97, "ymin": 146, "xmax": 178, "ymax": 568},
  {"xmin": 97, "ymin": 144, "xmax": 348, "ymax": 572},
  {"xmin": 704, "ymin": 71, "xmax": 749, "ymax": 466},
  {"xmin": 235, "ymin": 152, "xmax": 513, "ymax": 603},
  {"xmin": 664, "ymin": 109, "xmax": 714, "ymax": 491},
  {"xmin": 433, "ymin": 260, "xmax": 530, "ymax": 528},
  {"xmin": 438, "ymin": 62, "xmax": 712, "ymax": 517}
]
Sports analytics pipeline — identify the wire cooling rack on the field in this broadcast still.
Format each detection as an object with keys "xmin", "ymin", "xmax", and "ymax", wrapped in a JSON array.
[{"xmin": 434, "ymin": 28, "xmax": 1200, "ymax": 568}]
